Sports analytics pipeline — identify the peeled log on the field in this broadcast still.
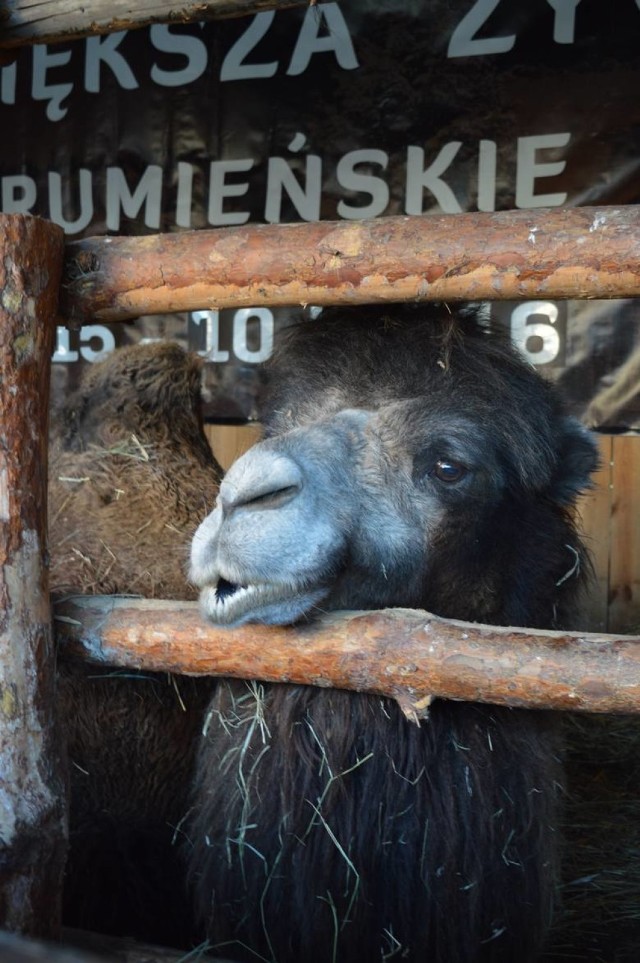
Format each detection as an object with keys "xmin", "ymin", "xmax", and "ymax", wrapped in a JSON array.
[
  {"xmin": 0, "ymin": 215, "xmax": 67, "ymax": 937},
  {"xmin": 60, "ymin": 206, "xmax": 640, "ymax": 325},
  {"xmin": 54, "ymin": 596, "xmax": 640, "ymax": 717},
  {"xmin": 0, "ymin": 1, "xmax": 305, "ymax": 50}
]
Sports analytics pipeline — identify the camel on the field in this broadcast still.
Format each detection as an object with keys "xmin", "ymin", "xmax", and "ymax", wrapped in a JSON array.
[
  {"xmin": 49, "ymin": 341, "xmax": 221, "ymax": 946},
  {"xmin": 187, "ymin": 304, "xmax": 598, "ymax": 963}
]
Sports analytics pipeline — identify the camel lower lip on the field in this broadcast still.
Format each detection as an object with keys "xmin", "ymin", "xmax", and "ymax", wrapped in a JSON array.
[
  {"xmin": 199, "ymin": 581, "xmax": 329, "ymax": 627},
  {"xmin": 202, "ymin": 581, "xmax": 260, "ymax": 623}
]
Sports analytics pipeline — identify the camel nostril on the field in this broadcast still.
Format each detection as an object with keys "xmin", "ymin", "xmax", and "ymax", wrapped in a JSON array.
[
  {"xmin": 247, "ymin": 483, "xmax": 300, "ymax": 510},
  {"xmin": 219, "ymin": 450, "xmax": 303, "ymax": 515},
  {"xmin": 215, "ymin": 577, "xmax": 243, "ymax": 602}
]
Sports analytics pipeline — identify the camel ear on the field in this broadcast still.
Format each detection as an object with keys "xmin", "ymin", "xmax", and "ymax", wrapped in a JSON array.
[{"xmin": 550, "ymin": 418, "xmax": 599, "ymax": 506}]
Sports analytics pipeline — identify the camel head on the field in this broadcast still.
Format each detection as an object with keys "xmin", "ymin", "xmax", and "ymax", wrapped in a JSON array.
[{"xmin": 190, "ymin": 304, "xmax": 597, "ymax": 629}]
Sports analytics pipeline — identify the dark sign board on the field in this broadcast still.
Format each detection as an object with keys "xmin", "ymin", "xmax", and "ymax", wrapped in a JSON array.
[{"xmin": 3, "ymin": 1, "xmax": 640, "ymax": 428}]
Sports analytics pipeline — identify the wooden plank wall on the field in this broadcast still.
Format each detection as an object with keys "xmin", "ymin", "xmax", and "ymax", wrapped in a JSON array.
[
  {"xmin": 577, "ymin": 435, "xmax": 640, "ymax": 635},
  {"xmin": 208, "ymin": 425, "xmax": 640, "ymax": 636},
  {"xmin": 607, "ymin": 436, "xmax": 640, "ymax": 633},
  {"xmin": 576, "ymin": 435, "xmax": 612, "ymax": 633},
  {"xmin": 205, "ymin": 422, "xmax": 262, "ymax": 475}
]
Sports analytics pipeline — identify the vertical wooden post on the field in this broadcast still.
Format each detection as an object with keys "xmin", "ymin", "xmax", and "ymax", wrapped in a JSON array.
[
  {"xmin": 575, "ymin": 435, "xmax": 612, "ymax": 633},
  {"xmin": 609, "ymin": 435, "xmax": 640, "ymax": 633},
  {"xmin": 0, "ymin": 214, "xmax": 67, "ymax": 938}
]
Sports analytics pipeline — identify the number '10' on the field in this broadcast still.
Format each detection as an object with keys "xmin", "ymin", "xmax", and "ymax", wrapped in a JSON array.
[{"xmin": 192, "ymin": 308, "xmax": 275, "ymax": 364}]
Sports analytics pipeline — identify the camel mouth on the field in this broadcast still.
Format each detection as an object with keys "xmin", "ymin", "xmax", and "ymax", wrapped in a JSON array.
[
  {"xmin": 214, "ymin": 576, "xmax": 244, "ymax": 603},
  {"xmin": 199, "ymin": 578, "xmax": 329, "ymax": 628}
]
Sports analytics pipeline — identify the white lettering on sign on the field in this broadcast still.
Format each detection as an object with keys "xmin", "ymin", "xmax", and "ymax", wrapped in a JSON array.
[
  {"xmin": 85, "ymin": 32, "xmax": 139, "ymax": 94},
  {"xmin": 546, "ymin": 0, "xmax": 583, "ymax": 44},
  {"xmin": 32, "ymin": 44, "xmax": 73, "ymax": 121},
  {"xmin": 233, "ymin": 309, "xmax": 275, "ymax": 363},
  {"xmin": 336, "ymin": 150, "xmax": 390, "ymax": 220},
  {"xmin": 1, "ymin": 0, "xmax": 629, "ymax": 120},
  {"xmin": 405, "ymin": 143, "xmax": 463, "ymax": 214},
  {"xmin": 1, "ymin": 4, "xmax": 359, "ymax": 120},
  {"xmin": 220, "ymin": 11, "xmax": 278, "ymax": 81},
  {"xmin": 192, "ymin": 309, "xmax": 275, "ymax": 364},
  {"xmin": 448, "ymin": 0, "xmax": 516, "ymax": 58},
  {"xmin": 510, "ymin": 302, "xmax": 560, "ymax": 365},
  {"xmin": 2, "ymin": 175, "xmax": 37, "ymax": 214},
  {"xmin": 1, "ymin": 60, "xmax": 16, "ymax": 105},
  {"xmin": 477, "ymin": 140, "xmax": 497, "ymax": 212},
  {"xmin": 150, "ymin": 25, "xmax": 208, "ymax": 86},
  {"xmin": 448, "ymin": 0, "xmax": 585, "ymax": 57},
  {"xmin": 53, "ymin": 327, "xmax": 78, "ymax": 363},
  {"xmin": 54, "ymin": 306, "xmax": 562, "ymax": 373},
  {"xmin": 208, "ymin": 159, "xmax": 254, "ymax": 226},
  {"xmin": 53, "ymin": 326, "xmax": 116, "ymax": 363},
  {"xmin": 1, "ymin": 130, "xmax": 573, "ymax": 233},
  {"xmin": 286, "ymin": 2, "xmax": 358, "ymax": 75},
  {"xmin": 516, "ymin": 132, "xmax": 570, "ymax": 208},
  {"xmin": 221, "ymin": 3, "xmax": 358, "ymax": 82},
  {"xmin": 48, "ymin": 170, "xmax": 94, "ymax": 234},
  {"xmin": 105, "ymin": 165, "xmax": 163, "ymax": 231},
  {"xmin": 192, "ymin": 310, "xmax": 229, "ymax": 362},
  {"xmin": 176, "ymin": 162, "xmax": 195, "ymax": 229},
  {"xmin": 265, "ymin": 152, "xmax": 322, "ymax": 223}
]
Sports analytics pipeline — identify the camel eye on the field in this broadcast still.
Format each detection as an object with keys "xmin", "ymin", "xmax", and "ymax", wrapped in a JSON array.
[{"xmin": 432, "ymin": 459, "xmax": 468, "ymax": 484}]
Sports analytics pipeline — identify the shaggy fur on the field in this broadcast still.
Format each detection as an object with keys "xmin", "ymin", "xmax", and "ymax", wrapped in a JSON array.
[
  {"xmin": 51, "ymin": 342, "xmax": 221, "ymax": 945},
  {"xmin": 187, "ymin": 304, "xmax": 598, "ymax": 963},
  {"xmin": 50, "ymin": 341, "xmax": 220, "ymax": 598}
]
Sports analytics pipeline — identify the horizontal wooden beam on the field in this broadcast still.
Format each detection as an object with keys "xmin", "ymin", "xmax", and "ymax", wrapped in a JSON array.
[
  {"xmin": 60, "ymin": 206, "xmax": 640, "ymax": 325},
  {"xmin": 54, "ymin": 596, "xmax": 640, "ymax": 718},
  {"xmin": 0, "ymin": 1, "xmax": 304, "ymax": 51}
]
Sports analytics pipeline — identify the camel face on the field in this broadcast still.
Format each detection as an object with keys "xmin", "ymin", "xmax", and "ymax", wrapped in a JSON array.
[
  {"xmin": 190, "ymin": 305, "xmax": 597, "ymax": 629},
  {"xmin": 191, "ymin": 406, "xmax": 499, "ymax": 625}
]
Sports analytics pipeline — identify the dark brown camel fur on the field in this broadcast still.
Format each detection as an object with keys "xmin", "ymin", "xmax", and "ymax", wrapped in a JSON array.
[
  {"xmin": 50, "ymin": 342, "xmax": 222, "ymax": 946},
  {"xmin": 188, "ymin": 304, "xmax": 598, "ymax": 963}
]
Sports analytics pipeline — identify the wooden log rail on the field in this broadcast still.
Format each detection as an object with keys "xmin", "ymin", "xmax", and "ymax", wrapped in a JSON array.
[
  {"xmin": 0, "ymin": 1, "xmax": 304, "ymax": 52},
  {"xmin": 55, "ymin": 596, "xmax": 640, "ymax": 718},
  {"xmin": 61, "ymin": 206, "xmax": 640, "ymax": 325}
]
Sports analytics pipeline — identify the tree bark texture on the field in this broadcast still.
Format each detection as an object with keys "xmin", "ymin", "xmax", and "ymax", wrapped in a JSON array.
[
  {"xmin": 0, "ymin": 1, "xmax": 305, "ymax": 50},
  {"xmin": 0, "ymin": 214, "xmax": 67, "ymax": 938},
  {"xmin": 55, "ymin": 596, "xmax": 640, "ymax": 718},
  {"xmin": 60, "ymin": 206, "xmax": 640, "ymax": 325}
]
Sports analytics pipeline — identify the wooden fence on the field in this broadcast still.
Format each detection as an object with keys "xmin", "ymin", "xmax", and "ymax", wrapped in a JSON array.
[{"xmin": 1, "ymin": 202, "xmax": 640, "ymax": 950}]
